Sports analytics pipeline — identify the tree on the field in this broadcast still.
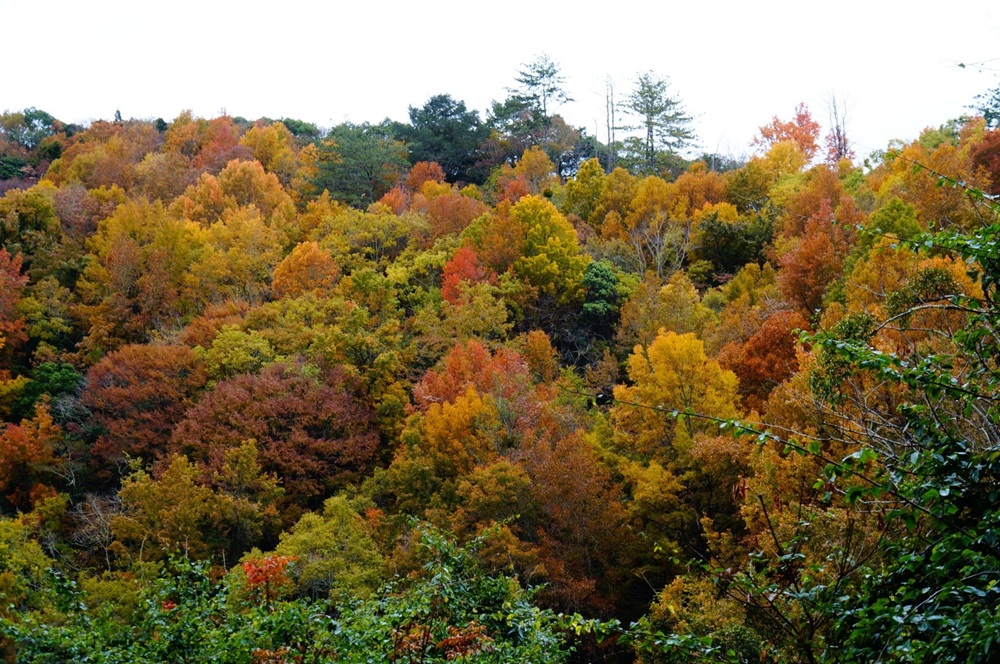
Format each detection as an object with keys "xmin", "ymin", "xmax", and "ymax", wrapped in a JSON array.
[
  {"xmin": 0, "ymin": 249, "xmax": 28, "ymax": 361},
  {"xmin": 0, "ymin": 403, "xmax": 63, "ymax": 511},
  {"xmin": 613, "ymin": 330, "xmax": 739, "ymax": 459},
  {"xmin": 0, "ymin": 107, "xmax": 58, "ymax": 152},
  {"xmin": 272, "ymin": 495, "xmax": 384, "ymax": 600},
  {"xmin": 314, "ymin": 122, "xmax": 408, "ymax": 208},
  {"xmin": 510, "ymin": 54, "xmax": 572, "ymax": 125},
  {"xmin": 395, "ymin": 95, "xmax": 488, "ymax": 184},
  {"xmin": 969, "ymin": 127, "xmax": 1000, "ymax": 195},
  {"xmin": 716, "ymin": 309, "xmax": 809, "ymax": 412},
  {"xmin": 753, "ymin": 103, "xmax": 821, "ymax": 162},
  {"xmin": 619, "ymin": 175, "xmax": 693, "ymax": 279},
  {"xmin": 82, "ymin": 345, "xmax": 208, "ymax": 472},
  {"xmin": 171, "ymin": 362, "xmax": 378, "ymax": 508},
  {"xmin": 440, "ymin": 246, "xmax": 493, "ymax": 305},
  {"xmin": 271, "ymin": 240, "xmax": 340, "ymax": 299},
  {"xmin": 110, "ymin": 455, "xmax": 220, "ymax": 563},
  {"xmin": 823, "ymin": 94, "xmax": 854, "ymax": 163},
  {"xmin": 563, "ymin": 158, "xmax": 606, "ymax": 223},
  {"xmin": 506, "ymin": 54, "xmax": 574, "ymax": 155},
  {"xmin": 239, "ymin": 121, "xmax": 300, "ymax": 186},
  {"xmin": 973, "ymin": 78, "xmax": 1000, "ymax": 128},
  {"xmin": 510, "ymin": 195, "xmax": 589, "ymax": 303},
  {"xmin": 622, "ymin": 71, "xmax": 696, "ymax": 175}
]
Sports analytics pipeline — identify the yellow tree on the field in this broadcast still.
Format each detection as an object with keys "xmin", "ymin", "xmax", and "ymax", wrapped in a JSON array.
[
  {"xmin": 616, "ymin": 271, "xmax": 716, "ymax": 354},
  {"xmin": 513, "ymin": 146, "xmax": 557, "ymax": 194},
  {"xmin": 562, "ymin": 157, "xmax": 605, "ymax": 223},
  {"xmin": 509, "ymin": 195, "xmax": 589, "ymax": 303},
  {"xmin": 380, "ymin": 386, "xmax": 503, "ymax": 515},
  {"xmin": 240, "ymin": 121, "xmax": 299, "ymax": 186},
  {"xmin": 189, "ymin": 206, "xmax": 284, "ymax": 306},
  {"xmin": 613, "ymin": 330, "xmax": 739, "ymax": 460},
  {"xmin": 271, "ymin": 240, "xmax": 341, "ymax": 299},
  {"xmin": 619, "ymin": 175, "xmax": 692, "ymax": 279}
]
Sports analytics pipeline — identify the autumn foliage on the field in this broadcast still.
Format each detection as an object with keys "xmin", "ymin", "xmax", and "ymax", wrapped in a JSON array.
[{"xmin": 4, "ymin": 100, "xmax": 1000, "ymax": 664}]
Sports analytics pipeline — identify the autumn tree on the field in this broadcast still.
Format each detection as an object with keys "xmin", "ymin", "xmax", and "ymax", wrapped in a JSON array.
[
  {"xmin": 382, "ymin": 387, "xmax": 504, "ymax": 515},
  {"xmin": 753, "ymin": 102, "xmax": 821, "ymax": 162},
  {"xmin": 440, "ymin": 246, "xmax": 493, "ymax": 305},
  {"xmin": 171, "ymin": 362, "xmax": 378, "ymax": 508},
  {"xmin": 0, "ymin": 249, "xmax": 28, "ymax": 363},
  {"xmin": 563, "ymin": 158, "xmax": 606, "ymax": 224},
  {"xmin": 618, "ymin": 175, "xmax": 692, "ymax": 279},
  {"xmin": 615, "ymin": 271, "xmax": 715, "ymax": 355},
  {"xmin": 239, "ymin": 121, "xmax": 299, "ymax": 186},
  {"xmin": 189, "ymin": 206, "xmax": 284, "ymax": 306},
  {"xmin": 613, "ymin": 331, "xmax": 740, "ymax": 459},
  {"xmin": 776, "ymin": 209, "xmax": 852, "ymax": 316},
  {"xmin": 0, "ymin": 107, "xmax": 59, "ymax": 154},
  {"xmin": 82, "ymin": 344, "xmax": 208, "ymax": 473},
  {"xmin": 413, "ymin": 340, "xmax": 533, "ymax": 410},
  {"xmin": 198, "ymin": 325, "xmax": 276, "ymax": 380},
  {"xmin": 75, "ymin": 199, "xmax": 203, "ymax": 355},
  {"xmin": 0, "ymin": 403, "xmax": 64, "ymax": 511},
  {"xmin": 969, "ymin": 127, "xmax": 1000, "ymax": 195},
  {"xmin": 520, "ymin": 432, "xmax": 630, "ymax": 613},
  {"xmin": 110, "ymin": 455, "xmax": 220, "ymax": 563},
  {"xmin": 46, "ymin": 119, "xmax": 163, "ymax": 192},
  {"xmin": 271, "ymin": 240, "xmax": 340, "ymax": 299},
  {"xmin": 509, "ymin": 195, "xmax": 588, "ymax": 303},
  {"xmin": 0, "ymin": 184, "xmax": 61, "ymax": 278},
  {"xmin": 419, "ymin": 187, "xmax": 488, "ymax": 241},
  {"xmin": 717, "ymin": 309, "xmax": 809, "ymax": 412},
  {"xmin": 405, "ymin": 161, "xmax": 446, "ymax": 191}
]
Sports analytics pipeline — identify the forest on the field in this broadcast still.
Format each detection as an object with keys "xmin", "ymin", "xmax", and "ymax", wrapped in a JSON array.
[{"xmin": 2, "ymin": 59, "xmax": 1000, "ymax": 663}]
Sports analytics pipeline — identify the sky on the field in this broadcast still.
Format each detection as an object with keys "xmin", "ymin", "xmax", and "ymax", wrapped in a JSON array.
[{"xmin": 3, "ymin": 0, "xmax": 999, "ymax": 160}]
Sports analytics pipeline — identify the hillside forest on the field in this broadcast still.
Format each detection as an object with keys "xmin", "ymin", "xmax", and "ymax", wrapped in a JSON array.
[{"xmin": 3, "ymin": 60, "xmax": 1000, "ymax": 663}]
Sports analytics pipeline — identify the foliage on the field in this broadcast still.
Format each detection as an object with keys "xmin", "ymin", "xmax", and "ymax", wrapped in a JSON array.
[
  {"xmin": 171, "ymin": 362, "xmax": 378, "ymax": 508},
  {"xmin": 5, "ymin": 91, "xmax": 1000, "ymax": 664},
  {"xmin": 1, "ymin": 526, "xmax": 606, "ymax": 663},
  {"xmin": 315, "ymin": 122, "xmax": 408, "ymax": 208}
]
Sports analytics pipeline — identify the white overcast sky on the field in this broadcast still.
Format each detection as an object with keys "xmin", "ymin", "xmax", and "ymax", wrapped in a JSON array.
[{"xmin": 3, "ymin": 0, "xmax": 999, "ymax": 160}]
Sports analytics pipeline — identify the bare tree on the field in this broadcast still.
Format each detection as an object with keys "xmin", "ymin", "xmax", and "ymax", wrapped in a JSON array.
[
  {"xmin": 824, "ymin": 94, "xmax": 854, "ymax": 164},
  {"xmin": 71, "ymin": 494, "xmax": 123, "ymax": 572}
]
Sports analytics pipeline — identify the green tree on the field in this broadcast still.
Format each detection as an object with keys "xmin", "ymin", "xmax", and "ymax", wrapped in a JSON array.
[
  {"xmin": 0, "ymin": 107, "xmax": 58, "ymax": 152},
  {"xmin": 973, "ymin": 78, "xmax": 1000, "ymax": 128},
  {"xmin": 395, "ymin": 94, "xmax": 489, "ymax": 184},
  {"xmin": 314, "ymin": 122, "xmax": 408, "ymax": 207},
  {"xmin": 507, "ymin": 54, "xmax": 574, "ymax": 154},
  {"xmin": 271, "ymin": 495, "xmax": 385, "ymax": 600},
  {"xmin": 623, "ymin": 71, "xmax": 695, "ymax": 175},
  {"xmin": 511, "ymin": 54, "xmax": 573, "ymax": 124}
]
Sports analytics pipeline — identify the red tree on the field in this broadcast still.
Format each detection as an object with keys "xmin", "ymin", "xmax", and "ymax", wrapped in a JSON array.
[
  {"xmin": 83, "ymin": 345, "xmax": 208, "ymax": 473},
  {"xmin": 754, "ymin": 102, "xmax": 821, "ymax": 162},
  {"xmin": 0, "ymin": 248, "xmax": 28, "ymax": 361},
  {"xmin": 717, "ymin": 310, "xmax": 809, "ymax": 412},
  {"xmin": 440, "ymin": 246, "xmax": 493, "ymax": 305},
  {"xmin": 171, "ymin": 362, "xmax": 378, "ymax": 507}
]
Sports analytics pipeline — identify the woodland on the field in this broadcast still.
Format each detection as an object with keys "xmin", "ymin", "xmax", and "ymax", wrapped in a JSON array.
[{"xmin": 2, "ymin": 58, "xmax": 1000, "ymax": 663}]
